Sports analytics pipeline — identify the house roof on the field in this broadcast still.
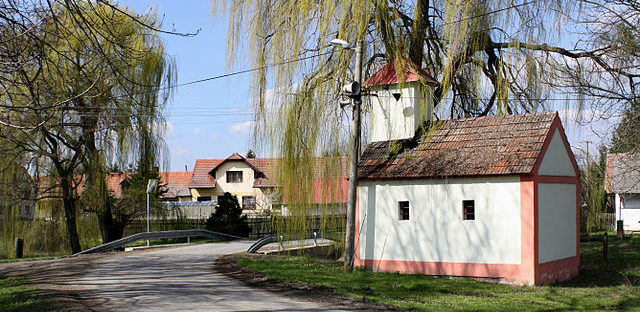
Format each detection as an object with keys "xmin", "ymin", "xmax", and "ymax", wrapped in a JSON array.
[
  {"xmin": 363, "ymin": 59, "xmax": 439, "ymax": 87},
  {"xmin": 253, "ymin": 157, "xmax": 349, "ymax": 188},
  {"xmin": 106, "ymin": 173, "xmax": 128, "ymax": 198},
  {"xmin": 189, "ymin": 159, "xmax": 223, "ymax": 188},
  {"xmin": 106, "ymin": 171, "xmax": 192, "ymax": 199},
  {"xmin": 189, "ymin": 154, "xmax": 349, "ymax": 203},
  {"xmin": 358, "ymin": 112, "xmax": 560, "ymax": 180},
  {"xmin": 605, "ymin": 152, "xmax": 640, "ymax": 194},
  {"xmin": 208, "ymin": 153, "xmax": 264, "ymax": 176},
  {"xmin": 160, "ymin": 172, "xmax": 193, "ymax": 199},
  {"xmin": 189, "ymin": 153, "xmax": 270, "ymax": 189}
]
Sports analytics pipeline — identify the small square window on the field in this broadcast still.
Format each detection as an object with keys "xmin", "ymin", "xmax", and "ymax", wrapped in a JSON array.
[
  {"xmin": 399, "ymin": 201, "xmax": 410, "ymax": 220},
  {"xmin": 463, "ymin": 200, "xmax": 475, "ymax": 220},
  {"xmin": 226, "ymin": 171, "xmax": 243, "ymax": 183}
]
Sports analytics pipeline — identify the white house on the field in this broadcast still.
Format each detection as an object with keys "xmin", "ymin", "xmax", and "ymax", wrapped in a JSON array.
[
  {"xmin": 605, "ymin": 153, "xmax": 640, "ymax": 231},
  {"xmin": 188, "ymin": 153, "xmax": 349, "ymax": 216},
  {"xmin": 355, "ymin": 61, "xmax": 580, "ymax": 285}
]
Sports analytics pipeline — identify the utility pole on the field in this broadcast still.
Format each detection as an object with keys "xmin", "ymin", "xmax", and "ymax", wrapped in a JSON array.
[
  {"xmin": 146, "ymin": 178, "xmax": 158, "ymax": 247},
  {"xmin": 344, "ymin": 39, "xmax": 363, "ymax": 272}
]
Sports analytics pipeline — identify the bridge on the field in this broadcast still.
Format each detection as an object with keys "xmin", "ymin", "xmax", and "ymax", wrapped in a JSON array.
[{"xmin": 74, "ymin": 229, "xmax": 243, "ymax": 255}]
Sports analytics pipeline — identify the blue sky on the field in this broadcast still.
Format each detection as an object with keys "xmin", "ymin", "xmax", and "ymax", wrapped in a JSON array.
[
  {"xmin": 122, "ymin": 0, "xmax": 255, "ymax": 172},
  {"xmin": 122, "ymin": 1, "xmax": 615, "ymax": 171}
]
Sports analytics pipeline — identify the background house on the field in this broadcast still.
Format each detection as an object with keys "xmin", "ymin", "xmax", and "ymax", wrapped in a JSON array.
[
  {"xmin": 188, "ymin": 153, "xmax": 349, "ymax": 216},
  {"xmin": 605, "ymin": 153, "xmax": 640, "ymax": 231},
  {"xmin": 354, "ymin": 61, "xmax": 579, "ymax": 285}
]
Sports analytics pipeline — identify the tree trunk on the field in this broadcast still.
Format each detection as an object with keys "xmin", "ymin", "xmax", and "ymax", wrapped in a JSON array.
[
  {"xmin": 59, "ymin": 177, "xmax": 82, "ymax": 254},
  {"xmin": 409, "ymin": 0, "xmax": 429, "ymax": 66},
  {"xmin": 97, "ymin": 208, "xmax": 127, "ymax": 243}
]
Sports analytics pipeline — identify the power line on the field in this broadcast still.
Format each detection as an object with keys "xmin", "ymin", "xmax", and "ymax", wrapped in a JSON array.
[
  {"xmin": 117, "ymin": 50, "xmax": 334, "ymax": 98},
  {"xmin": 442, "ymin": 0, "xmax": 536, "ymax": 26}
]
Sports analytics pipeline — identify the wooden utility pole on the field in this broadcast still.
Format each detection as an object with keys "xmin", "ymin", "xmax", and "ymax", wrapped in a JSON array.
[{"xmin": 344, "ymin": 39, "xmax": 364, "ymax": 272}]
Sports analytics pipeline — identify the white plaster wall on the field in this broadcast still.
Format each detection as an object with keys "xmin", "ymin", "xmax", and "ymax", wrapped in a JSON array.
[
  {"xmin": 189, "ymin": 161, "xmax": 267, "ymax": 211},
  {"xmin": 215, "ymin": 161, "xmax": 256, "ymax": 194},
  {"xmin": 369, "ymin": 82, "xmax": 432, "ymax": 142},
  {"xmin": 358, "ymin": 176, "xmax": 522, "ymax": 264},
  {"xmin": 537, "ymin": 183, "xmax": 577, "ymax": 263},
  {"xmin": 620, "ymin": 194, "xmax": 640, "ymax": 231},
  {"xmin": 537, "ymin": 129, "xmax": 576, "ymax": 177}
]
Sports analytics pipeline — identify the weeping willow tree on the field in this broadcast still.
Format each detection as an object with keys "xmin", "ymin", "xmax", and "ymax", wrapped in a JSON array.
[
  {"xmin": 0, "ymin": 1, "xmax": 175, "ymax": 253},
  {"xmin": 208, "ymin": 0, "xmax": 598, "ymax": 263}
]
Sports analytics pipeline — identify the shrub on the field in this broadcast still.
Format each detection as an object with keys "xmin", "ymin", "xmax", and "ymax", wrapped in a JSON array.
[{"xmin": 205, "ymin": 192, "xmax": 250, "ymax": 237}]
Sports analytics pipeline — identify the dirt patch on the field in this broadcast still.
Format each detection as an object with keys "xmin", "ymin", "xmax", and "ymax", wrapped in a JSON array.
[{"xmin": 214, "ymin": 253, "xmax": 408, "ymax": 312}]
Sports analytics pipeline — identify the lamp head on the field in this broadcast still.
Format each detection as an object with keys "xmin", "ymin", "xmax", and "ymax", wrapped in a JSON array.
[
  {"xmin": 342, "ymin": 81, "xmax": 361, "ymax": 98},
  {"xmin": 330, "ymin": 38, "xmax": 351, "ymax": 49}
]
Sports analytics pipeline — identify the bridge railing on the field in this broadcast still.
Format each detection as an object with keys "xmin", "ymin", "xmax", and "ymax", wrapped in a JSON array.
[
  {"xmin": 75, "ymin": 229, "xmax": 243, "ymax": 255},
  {"xmin": 247, "ymin": 231, "xmax": 342, "ymax": 253}
]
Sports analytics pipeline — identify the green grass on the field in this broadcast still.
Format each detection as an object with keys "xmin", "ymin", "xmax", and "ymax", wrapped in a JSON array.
[
  {"xmin": 236, "ymin": 233, "xmax": 640, "ymax": 311},
  {"xmin": 0, "ymin": 276, "xmax": 54, "ymax": 312},
  {"xmin": 0, "ymin": 256, "xmax": 57, "ymax": 263}
]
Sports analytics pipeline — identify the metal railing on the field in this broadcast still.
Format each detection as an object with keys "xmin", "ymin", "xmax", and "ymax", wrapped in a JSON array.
[
  {"xmin": 247, "ymin": 231, "xmax": 341, "ymax": 253},
  {"xmin": 75, "ymin": 229, "xmax": 243, "ymax": 255}
]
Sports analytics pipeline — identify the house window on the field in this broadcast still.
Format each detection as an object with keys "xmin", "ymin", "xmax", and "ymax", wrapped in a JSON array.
[
  {"xmin": 243, "ymin": 196, "xmax": 256, "ymax": 210},
  {"xmin": 399, "ymin": 201, "xmax": 410, "ymax": 220},
  {"xmin": 197, "ymin": 196, "xmax": 211, "ymax": 202},
  {"xmin": 463, "ymin": 200, "xmax": 475, "ymax": 220},
  {"xmin": 226, "ymin": 171, "xmax": 243, "ymax": 183}
]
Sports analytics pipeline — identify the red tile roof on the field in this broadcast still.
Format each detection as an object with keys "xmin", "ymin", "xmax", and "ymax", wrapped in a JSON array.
[
  {"xmin": 363, "ymin": 59, "xmax": 439, "ymax": 87},
  {"xmin": 309, "ymin": 177, "xmax": 348, "ymax": 204},
  {"xmin": 106, "ymin": 173, "xmax": 129, "ymax": 198},
  {"xmin": 160, "ymin": 172, "xmax": 193, "ymax": 198},
  {"xmin": 358, "ymin": 112, "xmax": 558, "ymax": 179},
  {"xmin": 189, "ymin": 154, "xmax": 349, "ymax": 204},
  {"xmin": 252, "ymin": 157, "xmax": 349, "ymax": 188},
  {"xmin": 189, "ymin": 159, "xmax": 223, "ymax": 188}
]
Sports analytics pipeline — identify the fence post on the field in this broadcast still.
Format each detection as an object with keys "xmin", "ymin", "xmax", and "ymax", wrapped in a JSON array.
[
  {"xmin": 617, "ymin": 220, "xmax": 624, "ymax": 239},
  {"xmin": 602, "ymin": 232, "xmax": 608, "ymax": 266},
  {"xmin": 15, "ymin": 238, "xmax": 23, "ymax": 258}
]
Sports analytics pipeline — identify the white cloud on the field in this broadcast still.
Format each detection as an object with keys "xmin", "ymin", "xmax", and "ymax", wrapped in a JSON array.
[
  {"xmin": 175, "ymin": 148, "xmax": 190, "ymax": 156},
  {"xmin": 229, "ymin": 121, "xmax": 254, "ymax": 134},
  {"xmin": 193, "ymin": 127, "xmax": 221, "ymax": 139}
]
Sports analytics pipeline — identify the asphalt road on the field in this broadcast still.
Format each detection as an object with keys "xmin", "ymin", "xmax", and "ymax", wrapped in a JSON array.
[{"xmin": 0, "ymin": 241, "xmax": 346, "ymax": 311}]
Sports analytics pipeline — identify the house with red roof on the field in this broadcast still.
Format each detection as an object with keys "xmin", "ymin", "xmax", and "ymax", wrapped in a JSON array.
[
  {"xmin": 188, "ymin": 153, "xmax": 348, "ymax": 215},
  {"xmin": 354, "ymin": 60, "xmax": 580, "ymax": 285}
]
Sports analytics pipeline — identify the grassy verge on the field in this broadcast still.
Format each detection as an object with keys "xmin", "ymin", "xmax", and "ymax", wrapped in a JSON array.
[
  {"xmin": 0, "ymin": 276, "xmax": 54, "ymax": 312},
  {"xmin": 235, "ymin": 233, "xmax": 640, "ymax": 311},
  {"xmin": 0, "ymin": 256, "xmax": 57, "ymax": 263}
]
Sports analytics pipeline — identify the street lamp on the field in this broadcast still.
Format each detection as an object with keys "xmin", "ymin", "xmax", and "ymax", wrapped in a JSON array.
[
  {"xmin": 331, "ymin": 38, "xmax": 364, "ymax": 272},
  {"xmin": 146, "ymin": 178, "xmax": 158, "ymax": 247}
]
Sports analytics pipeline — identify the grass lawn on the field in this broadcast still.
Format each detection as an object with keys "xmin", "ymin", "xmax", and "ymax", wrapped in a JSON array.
[
  {"xmin": 0, "ymin": 276, "xmax": 54, "ymax": 312},
  {"xmin": 236, "ymin": 234, "xmax": 640, "ymax": 311}
]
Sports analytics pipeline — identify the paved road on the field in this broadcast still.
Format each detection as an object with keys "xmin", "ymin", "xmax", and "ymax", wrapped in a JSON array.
[{"xmin": 1, "ymin": 241, "xmax": 346, "ymax": 311}]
